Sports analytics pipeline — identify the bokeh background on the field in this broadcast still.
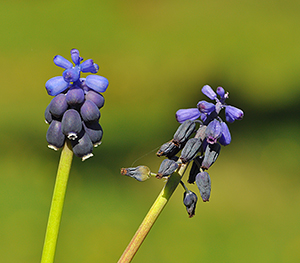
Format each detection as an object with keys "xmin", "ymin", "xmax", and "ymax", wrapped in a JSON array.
[{"xmin": 1, "ymin": 0, "xmax": 300, "ymax": 262}]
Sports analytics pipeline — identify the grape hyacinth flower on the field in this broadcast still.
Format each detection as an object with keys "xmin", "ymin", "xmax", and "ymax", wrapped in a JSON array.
[
  {"xmin": 45, "ymin": 48, "xmax": 109, "ymax": 161},
  {"xmin": 41, "ymin": 49, "xmax": 109, "ymax": 263},
  {"xmin": 118, "ymin": 85, "xmax": 243, "ymax": 262}
]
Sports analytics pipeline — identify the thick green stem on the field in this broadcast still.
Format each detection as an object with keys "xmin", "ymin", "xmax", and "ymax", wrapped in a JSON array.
[
  {"xmin": 41, "ymin": 140, "xmax": 73, "ymax": 263},
  {"xmin": 118, "ymin": 164, "xmax": 187, "ymax": 263}
]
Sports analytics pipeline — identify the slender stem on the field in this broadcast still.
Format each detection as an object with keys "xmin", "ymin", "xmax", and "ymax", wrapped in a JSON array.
[
  {"xmin": 118, "ymin": 164, "xmax": 187, "ymax": 263},
  {"xmin": 41, "ymin": 140, "xmax": 74, "ymax": 263}
]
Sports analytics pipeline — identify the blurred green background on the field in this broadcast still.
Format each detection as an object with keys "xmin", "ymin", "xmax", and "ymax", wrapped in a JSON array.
[{"xmin": 1, "ymin": 0, "xmax": 300, "ymax": 262}]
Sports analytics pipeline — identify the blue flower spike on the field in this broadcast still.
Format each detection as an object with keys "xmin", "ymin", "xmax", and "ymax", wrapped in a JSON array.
[{"xmin": 45, "ymin": 49, "xmax": 109, "ymax": 160}]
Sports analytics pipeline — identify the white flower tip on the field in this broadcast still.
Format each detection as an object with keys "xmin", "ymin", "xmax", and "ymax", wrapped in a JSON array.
[
  {"xmin": 48, "ymin": 144, "xmax": 59, "ymax": 151},
  {"xmin": 82, "ymin": 153, "xmax": 93, "ymax": 161}
]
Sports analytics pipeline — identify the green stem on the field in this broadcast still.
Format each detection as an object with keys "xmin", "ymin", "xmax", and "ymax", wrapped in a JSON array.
[
  {"xmin": 41, "ymin": 140, "xmax": 74, "ymax": 263},
  {"xmin": 117, "ymin": 164, "xmax": 187, "ymax": 263}
]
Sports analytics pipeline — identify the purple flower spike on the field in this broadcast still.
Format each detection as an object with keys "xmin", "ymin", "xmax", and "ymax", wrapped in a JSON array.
[
  {"xmin": 71, "ymin": 49, "xmax": 81, "ymax": 65},
  {"xmin": 225, "ymin": 105, "xmax": 244, "ymax": 123},
  {"xmin": 63, "ymin": 67, "xmax": 80, "ymax": 83},
  {"xmin": 80, "ymin": 59, "xmax": 99, "ymax": 73},
  {"xmin": 175, "ymin": 108, "xmax": 201, "ymax": 123},
  {"xmin": 197, "ymin": 100, "xmax": 215, "ymax": 114},
  {"xmin": 201, "ymin": 85, "xmax": 217, "ymax": 100},
  {"xmin": 85, "ymin": 75, "xmax": 109, "ymax": 93},
  {"xmin": 205, "ymin": 119, "xmax": 222, "ymax": 144},
  {"xmin": 219, "ymin": 122, "xmax": 231, "ymax": 146},
  {"xmin": 46, "ymin": 76, "xmax": 69, "ymax": 96},
  {"xmin": 53, "ymin": 55, "xmax": 73, "ymax": 69}
]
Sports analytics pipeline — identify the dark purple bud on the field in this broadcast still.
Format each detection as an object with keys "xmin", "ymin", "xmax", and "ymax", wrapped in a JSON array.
[
  {"xmin": 156, "ymin": 141, "xmax": 180, "ymax": 158},
  {"xmin": 71, "ymin": 131, "xmax": 94, "ymax": 161},
  {"xmin": 80, "ymin": 59, "xmax": 99, "ymax": 73},
  {"xmin": 183, "ymin": 190, "xmax": 198, "ymax": 218},
  {"xmin": 70, "ymin": 49, "xmax": 81, "ymax": 65},
  {"xmin": 156, "ymin": 159, "xmax": 179, "ymax": 179},
  {"xmin": 45, "ymin": 104, "xmax": 53, "ymax": 124},
  {"xmin": 225, "ymin": 106, "xmax": 244, "ymax": 123},
  {"xmin": 45, "ymin": 76, "xmax": 69, "ymax": 96},
  {"xmin": 216, "ymin": 86, "xmax": 225, "ymax": 98},
  {"xmin": 197, "ymin": 100, "xmax": 215, "ymax": 114},
  {"xmin": 175, "ymin": 108, "xmax": 201, "ymax": 123},
  {"xmin": 53, "ymin": 55, "xmax": 73, "ymax": 69},
  {"xmin": 63, "ymin": 67, "xmax": 80, "ymax": 83},
  {"xmin": 180, "ymin": 138, "xmax": 202, "ymax": 164},
  {"xmin": 61, "ymin": 109, "xmax": 82, "ymax": 140},
  {"xmin": 85, "ymin": 90, "xmax": 105, "ymax": 109},
  {"xmin": 219, "ymin": 122, "xmax": 231, "ymax": 146},
  {"xmin": 46, "ymin": 120, "xmax": 65, "ymax": 150},
  {"xmin": 173, "ymin": 120, "xmax": 195, "ymax": 146},
  {"xmin": 49, "ymin": 93, "xmax": 68, "ymax": 118},
  {"xmin": 196, "ymin": 171, "xmax": 211, "ymax": 202},
  {"xmin": 85, "ymin": 75, "xmax": 109, "ymax": 93},
  {"xmin": 201, "ymin": 85, "xmax": 217, "ymax": 100},
  {"xmin": 66, "ymin": 86, "xmax": 85, "ymax": 106},
  {"xmin": 80, "ymin": 100, "xmax": 100, "ymax": 122},
  {"xmin": 83, "ymin": 121, "xmax": 103, "ymax": 147},
  {"xmin": 121, "ymin": 166, "xmax": 151, "ymax": 182},
  {"xmin": 205, "ymin": 119, "xmax": 222, "ymax": 144},
  {"xmin": 202, "ymin": 143, "xmax": 221, "ymax": 170},
  {"xmin": 188, "ymin": 156, "xmax": 203, "ymax": 184}
]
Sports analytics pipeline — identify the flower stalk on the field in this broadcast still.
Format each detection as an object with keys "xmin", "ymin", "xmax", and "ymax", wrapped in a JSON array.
[
  {"xmin": 41, "ymin": 140, "xmax": 73, "ymax": 263},
  {"xmin": 118, "ymin": 164, "xmax": 187, "ymax": 263}
]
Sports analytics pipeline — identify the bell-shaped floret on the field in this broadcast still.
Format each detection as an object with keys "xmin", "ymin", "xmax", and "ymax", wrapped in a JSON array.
[
  {"xmin": 188, "ymin": 156, "xmax": 203, "ymax": 184},
  {"xmin": 70, "ymin": 49, "xmax": 81, "ymax": 65},
  {"xmin": 66, "ymin": 86, "xmax": 85, "ymax": 106},
  {"xmin": 175, "ymin": 108, "xmax": 201, "ymax": 123},
  {"xmin": 85, "ymin": 90, "xmax": 105, "ymax": 108},
  {"xmin": 80, "ymin": 59, "xmax": 99, "ymax": 73},
  {"xmin": 173, "ymin": 120, "xmax": 195, "ymax": 146},
  {"xmin": 201, "ymin": 143, "xmax": 221, "ymax": 169},
  {"xmin": 225, "ymin": 105, "xmax": 244, "ymax": 123},
  {"xmin": 156, "ymin": 159, "xmax": 179, "ymax": 179},
  {"xmin": 61, "ymin": 109, "xmax": 82, "ymax": 140},
  {"xmin": 83, "ymin": 121, "xmax": 103, "ymax": 147},
  {"xmin": 80, "ymin": 100, "xmax": 100, "ymax": 122},
  {"xmin": 53, "ymin": 55, "xmax": 73, "ymax": 69},
  {"xmin": 85, "ymin": 75, "xmax": 109, "ymax": 93},
  {"xmin": 63, "ymin": 67, "xmax": 80, "ymax": 83},
  {"xmin": 205, "ymin": 119, "xmax": 222, "ymax": 144},
  {"xmin": 46, "ymin": 120, "xmax": 65, "ymax": 150},
  {"xmin": 197, "ymin": 100, "xmax": 215, "ymax": 114},
  {"xmin": 49, "ymin": 93, "xmax": 68, "ymax": 118},
  {"xmin": 216, "ymin": 86, "xmax": 225, "ymax": 98},
  {"xmin": 201, "ymin": 85, "xmax": 217, "ymax": 100},
  {"xmin": 46, "ymin": 76, "xmax": 69, "ymax": 96},
  {"xmin": 195, "ymin": 171, "xmax": 211, "ymax": 202},
  {"xmin": 121, "ymin": 166, "xmax": 151, "ymax": 182},
  {"xmin": 71, "ymin": 131, "xmax": 94, "ymax": 161},
  {"xmin": 183, "ymin": 190, "xmax": 198, "ymax": 218},
  {"xmin": 219, "ymin": 122, "xmax": 231, "ymax": 146},
  {"xmin": 180, "ymin": 138, "xmax": 202, "ymax": 164},
  {"xmin": 156, "ymin": 141, "xmax": 180, "ymax": 158}
]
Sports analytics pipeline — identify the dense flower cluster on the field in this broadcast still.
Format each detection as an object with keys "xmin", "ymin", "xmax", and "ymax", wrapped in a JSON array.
[
  {"xmin": 121, "ymin": 85, "xmax": 243, "ymax": 217},
  {"xmin": 45, "ymin": 49, "xmax": 109, "ymax": 161}
]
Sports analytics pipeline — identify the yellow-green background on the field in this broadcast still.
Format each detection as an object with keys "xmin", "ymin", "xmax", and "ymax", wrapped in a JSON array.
[{"xmin": 1, "ymin": 0, "xmax": 300, "ymax": 262}]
